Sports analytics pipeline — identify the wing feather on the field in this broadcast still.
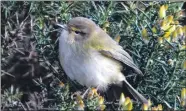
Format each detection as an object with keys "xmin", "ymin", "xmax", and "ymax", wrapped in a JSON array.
[
  {"xmin": 99, "ymin": 50, "xmax": 143, "ymax": 75},
  {"xmin": 91, "ymin": 26, "xmax": 143, "ymax": 75}
]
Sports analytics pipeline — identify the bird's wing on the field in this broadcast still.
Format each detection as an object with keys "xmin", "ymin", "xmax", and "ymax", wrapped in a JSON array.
[
  {"xmin": 92, "ymin": 27, "xmax": 143, "ymax": 75},
  {"xmin": 99, "ymin": 49, "xmax": 143, "ymax": 75}
]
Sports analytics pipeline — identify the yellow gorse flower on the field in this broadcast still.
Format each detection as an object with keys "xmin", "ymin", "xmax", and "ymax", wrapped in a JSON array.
[
  {"xmin": 148, "ymin": 99, "xmax": 152, "ymax": 107},
  {"xmin": 183, "ymin": 60, "xmax": 186, "ymax": 70},
  {"xmin": 88, "ymin": 87, "xmax": 98, "ymax": 98},
  {"xmin": 123, "ymin": 97, "xmax": 131, "ymax": 106},
  {"xmin": 119, "ymin": 93, "xmax": 133, "ymax": 110},
  {"xmin": 174, "ymin": 21, "xmax": 179, "ymax": 25},
  {"xmin": 161, "ymin": 20, "xmax": 169, "ymax": 31},
  {"xmin": 77, "ymin": 100, "xmax": 85, "ymax": 110},
  {"xmin": 181, "ymin": 88, "xmax": 186, "ymax": 107},
  {"xmin": 142, "ymin": 99, "xmax": 152, "ymax": 110},
  {"xmin": 182, "ymin": 25, "xmax": 186, "ymax": 35},
  {"xmin": 161, "ymin": 15, "xmax": 174, "ymax": 31},
  {"xmin": 152, "ymin": 26, "xmax": 157, "ymax": 34},
  {"xmin": 59, "ymin": 82, "xmax": 65, "ymax": 87},
  {"xmin": 75, "ymin": 95, "xmax": 84, "ymax": 110},
  {"xmin": 122, "ymin": 97, "xmax": 133, "ymax": 110},
  {"xmin": 97, "ymin": 96, "xmax": 106, "ymax": 111},
  {"xmin": 166, "ymin": 15, "xmax": 173, "ymax": 23},
  {"xmin": 157, "ymin": 104, "xmax": 163, "ymax": 110},
  {"xmin": 119, "ymin": 93, "xmax": 125, "ymax": 105},
  {"xmin": 150, "ymin": 104, "xmax": 163, "ymax": 110},
  {"xmin": 172, "ymin": 30, "xmax": 178, "ymax": 41},
  {"xmin": 177, "ymin": 26, "xmax": 183, "ymax": 36},
  {"xmin": 127, "ymin": 100, "xmax": 133, "ymax": 110},
  {"xmin": 99, "ymin": 104, "xmax": 106, "ymax": 111},
  {"xmin": 158, "ymin": 37, "xmax": 164, "ymax": 44},
  {"xmin": 180, "ymin": 44, "xmax": 186, "ymax": 50},
  {"xmin": 98, "ymin": 96, "xmax": 104, "ymax": 105},
  {"xmin": 76, "ymin": 94, "xmax": 83, "ymax": 102},
  {"xmin": 163, "ymin": 31, "xmax": 171, "ymax": 38},
  {"xmin": 181, "ymin": 100, "xmax": 186, "ymax": 107},
  {"xmin": 79, "ymin": 100, "xmax": 84, "ymax": 107},
  {"xmin": 142, "ymin": 103, "xmax": 149, "ymax": 110},
  {"xmin": 163, "ymin": 31, "xmax": 171, "ymax": 42},
  {"xmin": 159, "ymin": 5, "xmax": 167, "ymax": 19},
  {"xmin": 142, "ymin": 28, "xmax": 149, "ymax": 40},
  {"xmin": 164, "ymin": 4, "xmax": 168, "ymax": 10},
  {"xmin": 167, "ymin": 25, "xmax": 176, "ymax": 33},
  {"xmin": 151, "ymin": 107, "xmax": 158, "ymax": 110}
]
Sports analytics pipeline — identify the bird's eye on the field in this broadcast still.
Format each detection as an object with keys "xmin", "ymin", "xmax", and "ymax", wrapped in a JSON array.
[
  {"xmin": 74, "ymin": 30, "xmax": 86, "ymax": 35},
  {"xmin": 74, "ymin": 30, "xmax": 81, "ymax": 34}
]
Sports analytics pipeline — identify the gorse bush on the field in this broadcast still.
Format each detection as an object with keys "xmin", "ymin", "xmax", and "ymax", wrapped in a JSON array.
[{"xmin": 1, "ymin": 1, "xmax": 186, "ymax": 110}]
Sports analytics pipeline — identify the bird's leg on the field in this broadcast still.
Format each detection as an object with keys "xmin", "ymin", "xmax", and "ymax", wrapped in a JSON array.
[{"xmin": 81, "ymin": 87, "xmax": 90, "ymax": 99}]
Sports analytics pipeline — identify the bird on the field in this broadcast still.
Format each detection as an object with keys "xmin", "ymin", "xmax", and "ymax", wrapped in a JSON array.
[{"xmin": 58, "ymin": 17, "xmax": 148, "ymax": 103}]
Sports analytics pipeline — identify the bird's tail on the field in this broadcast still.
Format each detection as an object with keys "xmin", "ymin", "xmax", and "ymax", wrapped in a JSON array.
[
  {"xmin": 105, "ymin": 79, "xmax": 148, "ymax": 104},
  {"xmin": 123, "ymin": 79, "xmax": 148, "ymax": 103}
]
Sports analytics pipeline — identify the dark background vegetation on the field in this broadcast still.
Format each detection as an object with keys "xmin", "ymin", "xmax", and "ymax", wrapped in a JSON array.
[{"xmin": 1, "ymin": 1, "xmax": 186, "ymax": 110}]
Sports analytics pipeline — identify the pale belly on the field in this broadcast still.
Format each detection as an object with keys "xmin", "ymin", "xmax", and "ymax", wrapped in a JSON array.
[{"xmin": 60, "ymin": 49, "xmax": 125, "ymax": 90}]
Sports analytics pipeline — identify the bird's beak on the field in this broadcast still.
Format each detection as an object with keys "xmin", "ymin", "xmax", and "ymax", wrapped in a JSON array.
[{"xmin": 56, "ymin": 24, "xmax": 68, "ymax": 31}]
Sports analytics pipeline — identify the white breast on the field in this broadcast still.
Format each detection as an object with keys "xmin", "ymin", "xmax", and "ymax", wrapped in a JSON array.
[{"xmin": 59, "ymin": 30, "xmax": 125, "ymax": 90}]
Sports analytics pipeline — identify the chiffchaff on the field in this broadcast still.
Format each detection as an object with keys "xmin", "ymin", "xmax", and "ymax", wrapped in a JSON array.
[{"xmin": 58, "ymin": 17, "xmax": 147, "ymax": 103}]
